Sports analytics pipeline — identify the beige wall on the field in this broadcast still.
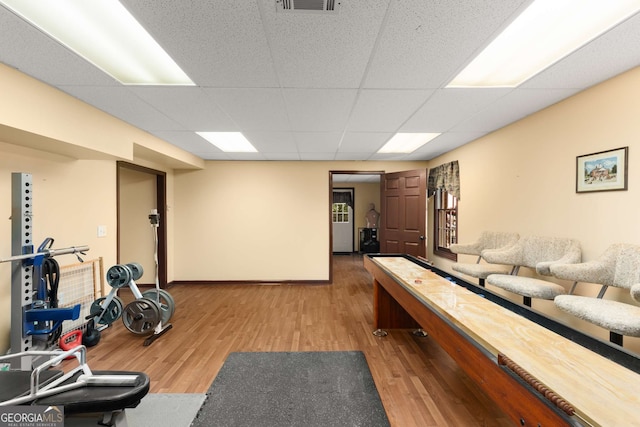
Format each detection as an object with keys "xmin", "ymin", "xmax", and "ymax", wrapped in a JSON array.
[
  {"xmin": 173, "ymin": 162, "xmax": 424, "ymax": 281},
  {"xmin": 118, "ymin": 167, "xmax": 157, "ymax": 284},
  {"xmin": 427, "ymin": 66, "xmax": 640, "ymax": 353}
]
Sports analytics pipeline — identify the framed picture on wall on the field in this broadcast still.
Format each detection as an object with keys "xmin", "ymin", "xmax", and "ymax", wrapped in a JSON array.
[{"xmin": 576, "ymin": 146, "xmax": 628, "ymax": 193}]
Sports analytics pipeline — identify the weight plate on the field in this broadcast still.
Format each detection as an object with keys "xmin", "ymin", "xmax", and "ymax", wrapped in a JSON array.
[
  {"xmin": 106, "ymin": 264, "xmax": 132, "ymax": 288},
  {"xmin": 89, "ymin": 299, "xmax": 104, "ymax": 319},
  {"xmin": 122, "ymin": 297, "xmax": 161, "ymax": 335},
  {"xmin": 141, "ymin": 289, "xmax": 175, "ymax": 324},
  {"xmin": 127, "ymin": 262, "xmax": 144, "ymax": 281},
  {"xmin": 113, "ymin": 296, "xmax": 125, "ymax": 321},
  {"xmin": 158, "ymin": 289, "xmax": 176, "ymax": 318},
  {"xmin": 90, "ymin": 296, "xmax": 124, "ymax": 325}
]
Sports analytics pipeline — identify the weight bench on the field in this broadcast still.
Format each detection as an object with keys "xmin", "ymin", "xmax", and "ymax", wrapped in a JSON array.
[{"xmin": 0, "ymin": 346, "xmax": 149, "ymax": 426}]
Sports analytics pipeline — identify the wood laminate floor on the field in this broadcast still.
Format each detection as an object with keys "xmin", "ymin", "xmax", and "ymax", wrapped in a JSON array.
[{"xmin": 83, "ymin": 254, "xmax": 511, "ymax": 427}]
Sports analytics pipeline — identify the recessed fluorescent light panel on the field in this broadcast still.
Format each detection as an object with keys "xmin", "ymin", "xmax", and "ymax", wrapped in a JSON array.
[
  {"xmin": 448, "ymin": 0, "xmax": 640, "ymax": 88},
  {"xmin": 197, "ymin": 132, "xmax": 258, "ymax": 153},
  {"xmin": 0, "ymin": 0, "xmax": 194, "ymax": 85},
  {"xmin": 378, "ymin": 133, "xmax": 440, "ymax": 154}
]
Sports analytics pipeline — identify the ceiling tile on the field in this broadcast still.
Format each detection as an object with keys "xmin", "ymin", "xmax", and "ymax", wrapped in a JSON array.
[
  {"xmin": 346, "ymin": 89, "xmax": 433, "ymax": 132},
  {"xmin": 260, "ymin": 0, "xmax": 391, "ymax": 88},
  {"xmin": 121, "ymin": 0, "xmax": 279, "ymax": 87},
  {"xmin": 130, "ymin": 87, "xmax": 238, "ymax": 130},
  {"xmin": 338, "ymin": 132, "xmax": 392, "ymax": 152},
  {"xmin": 364, "ymin": 0, "xmax": 532, "ymax": 88},
  {"xmin": 203, "ymin": 88, "xmax": 291, "ymax": 131},
  {"xmin": 452, "ymin": 88, "xmax": 581, "ymax": 132},
  {"xmin": 334, "ymin": 152, "xmax": 375, "ymax": 160},
  {"xmin": 294, "ymin": 132, "xmax": 342, "ymax": 154},
  {"xmin": 224, "ymin": 152, "xmax": 268, "ymax": 160},
  {"xmin": 299, "ymin": 152, "xmax": 338, "ymax": 160},
  {"xmin": 242, "ymin": 131, "xmax": 298, "ymax": 153},
  {"xmin": 368, "ymin": 152, "xmax": 413, "ymax": 161},
  {"xmin": 412, "ymin": 131, "xmax": 489, "ymax": 160},
  {"xmin": 283, "ymin": 89, "xmax": 357, "ymax": 132},
  {"xmin": 263, "ymin": 152, "xmax": 301, "ymax": 161},
  {"xmin": 401, "ymin": 88, "xmax": 512, "ymax": 132},
  {"xmin": 59, "ymin": 86, "xmax": 183, "ymax": 131}
]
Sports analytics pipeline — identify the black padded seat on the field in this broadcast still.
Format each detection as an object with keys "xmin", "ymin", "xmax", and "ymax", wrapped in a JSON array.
[{"xmin": 34, "ymin": 370, "xmax": 150, "ymax": 415}]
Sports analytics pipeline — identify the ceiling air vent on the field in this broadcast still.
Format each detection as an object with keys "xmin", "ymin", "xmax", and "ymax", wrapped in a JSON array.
[{"xmin": 276, "ymin": 0, "xmax": 340, "ymax": 14}]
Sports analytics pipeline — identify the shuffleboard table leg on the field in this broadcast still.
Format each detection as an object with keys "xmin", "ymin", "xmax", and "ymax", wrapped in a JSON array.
[{"xmin": 372, "ymin": 329, "xmax": 388, "ymax": 337}]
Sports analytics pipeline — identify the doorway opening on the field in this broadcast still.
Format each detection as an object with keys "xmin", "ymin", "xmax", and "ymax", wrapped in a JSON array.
[
  {"xmin": 329, "ymin": 171, "xmax": 383, "ymax": 282},
  {"xmin": 332, "ymin": 188, "xmax": 354, "ymax": 254},
  {"xmin": 117, "ymin": 162, "xmax": 168, "ymax": 288}
]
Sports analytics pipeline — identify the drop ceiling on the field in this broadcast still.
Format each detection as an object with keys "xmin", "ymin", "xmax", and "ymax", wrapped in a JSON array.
[{"xmin": 1, "ymin": 0, "xmax": 639, "ymax": 162}]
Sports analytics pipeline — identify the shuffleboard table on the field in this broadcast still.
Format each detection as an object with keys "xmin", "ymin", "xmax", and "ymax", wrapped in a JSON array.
[{"xmin": 364, "ymin": 254, "xmax": 640, "ymax": 427}]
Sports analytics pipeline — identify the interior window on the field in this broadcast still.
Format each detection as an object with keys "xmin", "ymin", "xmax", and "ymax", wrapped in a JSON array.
[
  {"xmin": 433, "ymin": 189, "xmax": 457, "ymax": 260},
  {"xmin": 332, "ymin": 202, "xmax": 349, "ymax": 223}
]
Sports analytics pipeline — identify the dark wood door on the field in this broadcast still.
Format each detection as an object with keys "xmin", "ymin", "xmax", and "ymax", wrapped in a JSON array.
[{"xmin": 380, "ymin": 169, "xmax": 427, "ymax": 258}]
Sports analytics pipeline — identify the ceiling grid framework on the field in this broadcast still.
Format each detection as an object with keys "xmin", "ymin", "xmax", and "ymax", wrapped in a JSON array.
[{"xmin": 0, "ymin": 0, "xmax": 639, "ymax": 162}]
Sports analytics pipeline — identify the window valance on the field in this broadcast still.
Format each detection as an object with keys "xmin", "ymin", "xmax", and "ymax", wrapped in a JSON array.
[
  {"xmin": 332, "ymin": 191, "xmax": 353, "ymax": 208},
  {"xmin": 428, "ymin": 160, "xmax": 460, "ymax": 200}
]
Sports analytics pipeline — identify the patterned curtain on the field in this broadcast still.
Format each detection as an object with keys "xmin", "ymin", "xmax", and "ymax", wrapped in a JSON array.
[
  {"xmin": 427, "ymin": 160, "xmax": 460, "ymax": 200},
  {"xmin": 332, "ymin": 191, "xmax": 353, "ymax": 208}
]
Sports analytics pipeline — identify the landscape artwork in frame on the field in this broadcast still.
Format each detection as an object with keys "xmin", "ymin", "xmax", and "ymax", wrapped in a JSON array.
[{"xmin": 576, "ymin": 146, "xmax": 628, "ymax": 193}]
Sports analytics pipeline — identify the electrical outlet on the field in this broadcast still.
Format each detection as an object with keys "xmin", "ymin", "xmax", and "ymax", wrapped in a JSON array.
[{"xmin": 97, "ymin": 225, "xmax": 107, "ymax": 238}]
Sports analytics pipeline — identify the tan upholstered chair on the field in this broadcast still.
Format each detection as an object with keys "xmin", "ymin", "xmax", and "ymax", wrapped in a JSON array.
[
  {"xmin": 450, "ymin": 231, "xmax": 520, "ymax": 286},
  {"xmin": 632, "ymin": 283, "xmax": 640, "ymax": 303},
  {"xmin": 483, "ymin": 236, "xmax": 582, "ymax": 307},
  {"xmin": 551, "ymin": 243, "xmax": 640, "ymax": 346}
]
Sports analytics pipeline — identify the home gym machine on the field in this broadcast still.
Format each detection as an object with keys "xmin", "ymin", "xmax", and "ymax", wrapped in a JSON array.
[
  {"xmin": 0, "ymin": 172, "xmax": 150, "ymax": 426},
  {"xmin": 88, "ymin": 209, "xmax": 174, "ymax": 346},
  {"xmin": 3, "ymin": 172, "xmax": 89, "ymax": 369}
]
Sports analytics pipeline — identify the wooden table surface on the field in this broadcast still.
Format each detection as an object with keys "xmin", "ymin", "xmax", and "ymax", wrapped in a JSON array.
[{"xmin": 372, "ymin": 256, "xmax": 640, "ymax": 427}]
